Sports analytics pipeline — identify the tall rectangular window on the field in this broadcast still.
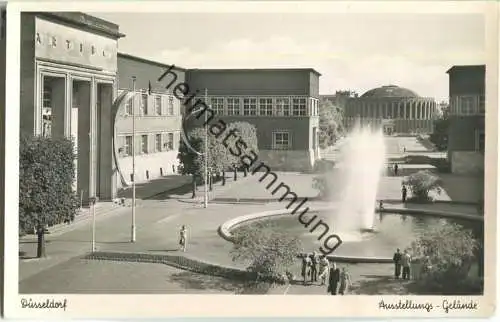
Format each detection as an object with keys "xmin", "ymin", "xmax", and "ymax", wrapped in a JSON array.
[
  {"xmin": 292, "ymin": 98, "xmax": 307, "ymax": 116},
  {"xmin": 141, "ymin": 135, "xmax": 148, "ymax": 154},
  {"xmin": 165, "ymin": 132, "xmax": 174, "ymax": 150},
  {"xmin": 243, "ymin": 98, "xmax": 257, "ymax": 116},
  {"xmin": 259, "ymin": 98, "xmax": 273, "ymax": 116},
  {"xmin": 211, "ymin": 97, "xmax": 225, "ymax": 115},
  {"xmin": 140, "ymin": 94, "xmax": 148, "ymax": 115},
  {"xmin": 155, "ymin": 134, "xmax": 162, "ymax": 152},
  {"xmin": 125, "ymin": 136, "xmax": 132, "ymax": 156},
  {"xmin": 459, "ymin": 96, "xmax": 475, "ymax": 115},
  {"xmin": 155, "ymin": 95, "xmax": 162, "ymax": 115},
  {"xmin": 273, "ymin": 131, "xmax": 291, "ymax": 150},
  {"xmin": 275, "ymin": 98, "xmax": 290, "ymax": 116},
  {"xmin": 227, "ymin": 98, "xmax": 240, "ymax": 115},
  {"xmin": 168, "ymin": 96, "xmax": 175, "ymax": 115},
  {"xmin": 125, "ymin": 97, "xmax": 133, "ymax": 115},
  {"xmin": 479, "ymin": 95, "xmax": 485, "ymax": 114}
]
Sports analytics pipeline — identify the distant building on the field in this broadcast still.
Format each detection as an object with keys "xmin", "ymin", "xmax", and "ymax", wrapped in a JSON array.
[
  {"xmin": 320, "ymin": 90, "xmax": 357, "ymax": 115},
  {"xmin": 185, "ymin": 68, "xmax": 321, "ymax": 171},
  {"xmin": 446, "ymin": 65, "xmax": 485, "ymax": 175},
  {"xmin": 343, "ymin": 85, "xmax": 438, "ymax": 135}
]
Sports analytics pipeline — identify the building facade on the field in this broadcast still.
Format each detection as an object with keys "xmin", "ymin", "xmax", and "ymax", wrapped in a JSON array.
[
  {"xmin": 114, "ymin": 53, "xmax": 185, "ymax": 188},
  {"xmin": 185, "ymin": 69, "xmax": 321, "ymax": 171},
  {"xmin": 446, "ymin": 65, "xmax": 485, "ymax": 175},
  {"xmin": 344, "ymin": 85, "xmax": 437, "ymax": 135},
  {"xmin": 20, "ymin": 12, "xmax": 124, "ymax": 202}
]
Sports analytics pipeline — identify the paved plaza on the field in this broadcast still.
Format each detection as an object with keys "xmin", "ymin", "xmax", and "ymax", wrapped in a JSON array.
[{"xmin": 19, "ymin": 136, "xmax": 484, "ymax": 294}]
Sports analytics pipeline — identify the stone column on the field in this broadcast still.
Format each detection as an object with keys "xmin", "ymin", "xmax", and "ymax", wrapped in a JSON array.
[
  {"xmin": 98, "ymin": 83, "xmax": 115, "ymax": 200},
  {"xmin": 76, "ymin": 80, "xmax": 91, "ymax": 204},
  {"xmin": 50, "ymin": 76, "xmax": 67, "ymax": 139}
]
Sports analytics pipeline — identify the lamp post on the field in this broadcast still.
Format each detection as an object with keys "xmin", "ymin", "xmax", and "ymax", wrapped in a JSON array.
[
  {"xmin": 131, "ymin": 76, "xmax": 137, "ymax": 242},
  {"xmin": 204, "ymin": 88, "xmax": 209, "ymax": 208},
  {"xmin": 90, "ymin": 196, "xmax": 98, "ymax": 252}
]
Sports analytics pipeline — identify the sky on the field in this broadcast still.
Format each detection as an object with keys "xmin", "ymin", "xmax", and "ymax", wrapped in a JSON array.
[{"xmin": 94, "ymin": 12, "xmax": 485, "ymax": 102}]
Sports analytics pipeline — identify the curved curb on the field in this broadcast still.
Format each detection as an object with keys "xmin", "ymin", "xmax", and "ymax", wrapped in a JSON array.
[{"xmin": 218, "ymin": 205, "xmax": 483, "ymax": 264}]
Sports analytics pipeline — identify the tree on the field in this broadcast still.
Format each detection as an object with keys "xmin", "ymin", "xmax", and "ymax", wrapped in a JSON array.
[
  {"xmin": 409, "ymin": 223, "xmax": 481, "ymax": 294},
  {"xmin": 429, "ymin": 104, "xmax": 449, "ymax": 151},
  {"xmin": 318, "ymin": 99, "xmax": 344, "ymax": 149},
  {"xmin": 177, "ymin": 121, "xmax": 259, "ymax": 196},
  {"xmin": 403, "ymin": 170, "xmax": 442, "ymax": 202},
  {"xmin": 231, "ymin": 221, "xmax": 302, "ymax": 284},
  {"xmin": 19, "ymin": 135, "xmax": 79, "ymax": 258}
]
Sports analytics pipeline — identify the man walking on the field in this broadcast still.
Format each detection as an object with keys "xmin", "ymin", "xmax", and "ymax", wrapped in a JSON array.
[
  {"xmin": 402, "ymin": 249, "xmax": 412, "ymax": 280},
  {"xmin": 327, "ymin": 262, "xmax": 340, "ymax": 295},
  {"xmin": 393, "ymin": 248, "xmax": 402, "ymax": 279}
]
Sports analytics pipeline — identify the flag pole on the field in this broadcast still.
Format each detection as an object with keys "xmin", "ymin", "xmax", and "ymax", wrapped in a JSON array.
[{"xmin": 131, "ymin": 76, "xmax": 137, "ymax": 243}]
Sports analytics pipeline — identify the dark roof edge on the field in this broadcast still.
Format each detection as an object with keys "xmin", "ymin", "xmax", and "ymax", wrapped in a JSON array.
[
  {"xmin": 186, "ymin": 68, "xmax": 322, "ymax": 76},
  {"xmin": 446, "ymin": 64, "xmax": 486, "ymax": 74},
  {"xmin": 35, "ymin": 12, "xmax": 125, "ymax": 39},
  {"xmin": 117, "ymin": 52, "xmax": 187, "ymax": 71}
]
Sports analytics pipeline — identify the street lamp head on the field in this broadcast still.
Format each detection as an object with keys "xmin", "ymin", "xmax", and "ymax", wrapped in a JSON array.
[
  {"xmin": 132, "ymin": 76, "xmax": 137, "ymax": 81},
  {"xmin": 89, "ymin": 196, "xmax": 99, "ymax": 205}
]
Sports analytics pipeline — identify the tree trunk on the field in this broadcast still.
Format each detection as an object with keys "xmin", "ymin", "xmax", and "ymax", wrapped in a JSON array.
[
  {"xmin": 222, "ymin": 170, "xmax": 226, "ymax": 186},
  {"xmin": 243, "ymin": 167, "xmax": 248, "ymax": 177},
  {"xmin": 209, "ymin": 174, "xmax": 213, "ymax": 191},
  {"xmin": 191, "ymin": 175, "xmax": 197, "ymax": 198},
  {"xmin": 234, "ymin": 168, "xmax": 237, "ymax": 181},
  {"xmin": 36, "ymin": 226, "xmax": 46, "ymax": 258}
]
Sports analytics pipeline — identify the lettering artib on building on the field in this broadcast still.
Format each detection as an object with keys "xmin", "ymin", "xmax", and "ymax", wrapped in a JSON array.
[{"xmin": 35, "ymin": 32, "xmax": 112, "ymax": 59}]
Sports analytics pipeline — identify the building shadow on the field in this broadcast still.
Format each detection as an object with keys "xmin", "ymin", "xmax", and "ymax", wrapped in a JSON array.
[{"xmin": 117, "ymin": 175, "xmax": 193, "ymax": 200}]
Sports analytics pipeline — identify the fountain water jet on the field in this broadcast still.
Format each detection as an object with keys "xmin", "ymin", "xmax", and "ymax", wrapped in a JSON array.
[{"xmin": 326, "ymin": 122, "xmax": 387, "ymax": 238}]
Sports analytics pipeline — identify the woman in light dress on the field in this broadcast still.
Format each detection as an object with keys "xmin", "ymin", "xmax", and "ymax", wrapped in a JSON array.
[
  {"xmin": 179, "ymin": 225, "xmax": 187, "ymax": 252},
  {"xmin": 338, "ymin": 267, "xmax": 352, "ymax": 295},
  {"xmin": 318, "ymin": 255, "xmax": 330, "ymax": 285}
]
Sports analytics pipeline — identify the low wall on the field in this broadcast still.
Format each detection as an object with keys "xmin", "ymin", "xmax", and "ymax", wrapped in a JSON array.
[
  {"xmin": 257, "ymin": 149, "xmax": 315, "ymax": 172},
  {"xmin": 219, "ymin": 205, "xmax": 483, "ymax": 264},
  {"xmin": 451, "ymin": 151, "xmax": 484, "ymax": 175}
]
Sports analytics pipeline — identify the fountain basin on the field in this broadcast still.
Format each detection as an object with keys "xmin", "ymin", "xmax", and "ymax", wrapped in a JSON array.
[{"xmin": 219, "ymin": 206, "xmax": 482, "ymax": 263}]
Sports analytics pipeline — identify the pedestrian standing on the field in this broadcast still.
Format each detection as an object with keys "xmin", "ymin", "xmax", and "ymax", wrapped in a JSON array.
[
  {"xmin": 393, "ymin": 248, "xmax": 402, "ymax": 279},
  {"xmin": 310, "ymin": 252, "xmax": 319, "ymax": 283},
  {"xmin": 301, "ymin": 255, "xmax": 311, "ymax": 285},
  {"xmin": 338, "ymin": 267, "xmax": 352, "ymax": 295},
  {"xmin": 401, "ymin": 249, "xmax": 412, "ymax": 280},
  {"xmin": 318, "ymin": 255, "xmax": 330, "ymax": 285},
  {"xmin": 394, "ymin": 163, "xmax": 399, "ymax": 176},
  {"xmin": 327, "ymin": 262, "xmax": 340, "ymax": 295},
  {"xmin": 401, "ymin": 185, "xmax": 408, "ymax": 203},
  {"xmin": 179, "ymin": 225, "xmax": 187, "ymax": 252}
]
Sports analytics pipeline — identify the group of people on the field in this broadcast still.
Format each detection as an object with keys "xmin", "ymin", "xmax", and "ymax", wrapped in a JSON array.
[
  {"xmin": 392, "ymin": 248, "xmax": 432, "ymax": 280},
  {"xmin": 300, "ymin": 252, "xmax": 352, "ymax": 295}
]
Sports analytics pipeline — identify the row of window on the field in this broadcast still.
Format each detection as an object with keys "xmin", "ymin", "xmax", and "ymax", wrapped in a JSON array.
[
  {"xmin": 347, "ymin": 103, "xmax": 436, "ymax": 120},
  {"xmin": 206, "ymin": 97, "xmax": 318, "ymax": 117},
  {"xmin": 120, "ymin": 132, "xmax": 176, "ymax": 156},
  {"xmin": 450, "ymin": 95, "xmax": 485, "ymax": 115},
  {"xmin": 124, "ymin": 93, "xmax": 176, "ymax": 117}
]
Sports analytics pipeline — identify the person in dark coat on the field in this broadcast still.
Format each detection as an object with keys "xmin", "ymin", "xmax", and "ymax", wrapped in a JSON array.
[
  {"xmin": 310, "ymin": 253, "xmax": 318, "ymax": 283},
  {"xmin": 393, "ymin": 248, "xmax": 402, "ymax": 279},
  {"xmin": 301, "ymin": 255, "xmax": 311, "ymax": 285},
  {"xmin": 401, "ymin": 185, "xmax": 408, "ymax": 203},
  {"xmin": 327, "ymin": 262, "xmax": 340, "ymax": 295},
  {"xmin": 394, "ymin": 163, "xmax": 399, "ymax": 176}
]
